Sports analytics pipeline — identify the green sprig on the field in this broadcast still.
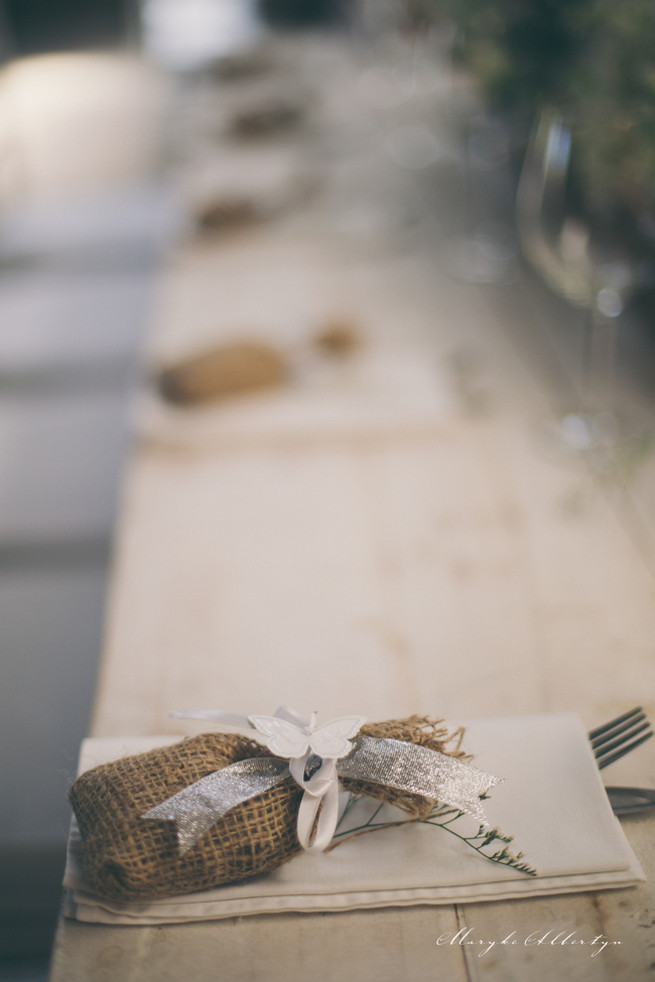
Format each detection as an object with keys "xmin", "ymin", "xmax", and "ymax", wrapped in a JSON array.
[{"xmin": 329, "ymin": 795, "xmax": 537, "ymax": 877}]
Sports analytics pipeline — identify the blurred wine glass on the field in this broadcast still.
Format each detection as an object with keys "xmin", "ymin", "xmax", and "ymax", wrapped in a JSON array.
[{"xmin": 516, "ymin": 106, "xmax": 650, "ymax": 469}]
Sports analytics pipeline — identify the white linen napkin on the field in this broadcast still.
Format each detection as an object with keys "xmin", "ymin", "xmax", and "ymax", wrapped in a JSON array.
[{"xmin": 63, "ymin": 713, "xmax": 644, "ymax": 924}]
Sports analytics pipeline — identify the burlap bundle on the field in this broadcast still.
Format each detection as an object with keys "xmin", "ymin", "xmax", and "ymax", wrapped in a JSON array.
[
  {"xmin": 157, "ymin": 340, "xmax": 287, "ymax": 406},
  {"xmin": 69, "ymin": 717, "xmax": 465, "ymax": 903},
  {"xmin": 155, "ymin": 323, "xmax": 361, "ymax": 407}
]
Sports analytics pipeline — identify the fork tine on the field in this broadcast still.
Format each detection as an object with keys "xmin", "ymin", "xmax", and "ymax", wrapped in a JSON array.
[
  {"xmin": 595, "ymin": 731, "xmax": 654, "ymax": 770},
  {"xmin": 591, "ymin": 718, "xmax": 650, "ymax": 754},
  {"xmin": 588, "ymin": 706, "xmax": 645, "ymax": 742},
  {"xmin": 588, "ymin": 706, "xmax": 654, "ymax": 770}
]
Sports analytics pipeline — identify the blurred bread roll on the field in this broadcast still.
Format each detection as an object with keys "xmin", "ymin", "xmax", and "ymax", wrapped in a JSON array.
[{"xmin": 157, "ymin": 340, "xmax": 287, "ymax": 405}]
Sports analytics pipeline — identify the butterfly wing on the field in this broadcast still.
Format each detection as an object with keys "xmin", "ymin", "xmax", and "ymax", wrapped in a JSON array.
[
  {"xmin": 249, "ymin": 715, "xmax": 310, "ymax": 758},
  {"xmin": 309, "ymin": 715, "xmax": 367, "ymax": 758}
]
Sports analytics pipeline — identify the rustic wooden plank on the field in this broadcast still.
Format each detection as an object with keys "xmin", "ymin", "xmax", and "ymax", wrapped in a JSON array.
[
  {"xmin": 91, "ymin": 400, "xmax": 655, "ymax": 735},
  {"xmin": 51, "ymin": 906, "xmax": 469, "ymax": 982}
]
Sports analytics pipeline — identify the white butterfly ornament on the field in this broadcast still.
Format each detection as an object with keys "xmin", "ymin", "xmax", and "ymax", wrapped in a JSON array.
[{"xmin": 249, "ymin": 713, "xmax": 366, "ymax": 760}]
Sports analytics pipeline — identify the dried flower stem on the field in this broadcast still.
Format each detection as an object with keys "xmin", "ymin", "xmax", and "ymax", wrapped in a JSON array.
[{"xmin": 328, "ymin": 795, "xmax": 537, "ymax": 877}]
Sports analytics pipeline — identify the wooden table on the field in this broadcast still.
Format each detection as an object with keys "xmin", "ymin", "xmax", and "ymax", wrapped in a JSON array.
[{"xmin": 51, "ymin": 32, "xmax": 655, "ymax": 981}]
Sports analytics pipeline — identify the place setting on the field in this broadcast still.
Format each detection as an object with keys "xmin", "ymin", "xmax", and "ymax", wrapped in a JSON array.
[{"xmin": 62, "ymin": 704, "xmax": 652, "ymax": 925}]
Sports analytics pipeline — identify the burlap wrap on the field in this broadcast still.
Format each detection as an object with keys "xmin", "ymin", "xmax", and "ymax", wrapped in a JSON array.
[{"xmin": 69, "ymin": 716, "xmax": 465, "ymax": 902}]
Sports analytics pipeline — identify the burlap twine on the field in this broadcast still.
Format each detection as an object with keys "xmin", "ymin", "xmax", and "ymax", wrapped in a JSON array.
[{"xmin": 69, "ymin": 716, "xmax": 466, "ymax": 903}]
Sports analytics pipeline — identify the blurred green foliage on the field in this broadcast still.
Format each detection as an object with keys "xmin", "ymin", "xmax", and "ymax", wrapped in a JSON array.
[{"xmin": 443, "ymin": 0, "xmax": 655, "ymax": 222}]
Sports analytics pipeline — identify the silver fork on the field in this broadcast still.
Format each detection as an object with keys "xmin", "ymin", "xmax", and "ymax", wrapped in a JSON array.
[
  {"xmin": 589, "ymin": 707, "xmax": 655, "ymax": 815},
  {"xmin": 589, "ymin": 706, "xmax": 653, "ymax": 770}
]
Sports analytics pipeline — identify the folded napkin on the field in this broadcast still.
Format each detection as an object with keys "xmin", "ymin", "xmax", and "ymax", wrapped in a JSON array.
[{"xmin": 63, "ymin": 713, "xmax": 644, "ymax": 924}]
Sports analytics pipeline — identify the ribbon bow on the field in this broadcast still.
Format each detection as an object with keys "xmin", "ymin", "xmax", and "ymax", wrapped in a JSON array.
[{"xmin": 143, "ymin": 707, "xmax": 502, "ymax": 855}]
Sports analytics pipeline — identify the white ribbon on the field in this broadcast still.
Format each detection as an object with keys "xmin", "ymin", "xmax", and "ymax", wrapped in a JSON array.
[{"xmin": 289, "ymin": 756, "xmax": 340, "ymax": 852}]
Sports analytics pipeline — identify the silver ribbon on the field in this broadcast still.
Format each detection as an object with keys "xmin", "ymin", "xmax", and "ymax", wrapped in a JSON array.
[
  {"xmin": 143, "ymin": 727, "xmax": 502, "ymax": 855},
  {"xmin": 340, "ymin": 736, "xmax": 500, "ymax": 825},
  {"xmin": 143, "ymin": 757, "xmax": 288, "ymax": 855}
]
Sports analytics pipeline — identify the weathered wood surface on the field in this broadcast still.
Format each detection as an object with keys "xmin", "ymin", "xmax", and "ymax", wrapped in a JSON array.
[{"xmin": 52, "ymin": 32, "xmax": 655, "ymax": 981}]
